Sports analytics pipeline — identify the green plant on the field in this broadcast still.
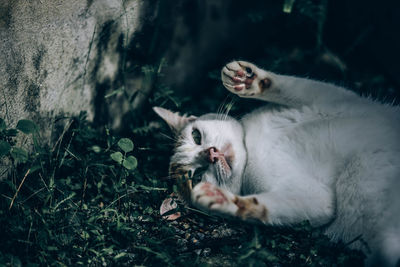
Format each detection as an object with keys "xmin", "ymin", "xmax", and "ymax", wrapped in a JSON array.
[
  {"xmin": 110, "ymin": 138, "xmax": 137, "ymax": 171},
  {"xmin": 0, "ymin": 118, "xmax": 38, "ymax": 164},
  {"xmin": 0, "ymin": 114, "xmax": 172, "ymax": 265}
]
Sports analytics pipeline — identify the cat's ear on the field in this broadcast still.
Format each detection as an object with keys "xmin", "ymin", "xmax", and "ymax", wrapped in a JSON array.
[{"xmin": 153, "ymin": 107, "xmax": 196, "ymax": 133}]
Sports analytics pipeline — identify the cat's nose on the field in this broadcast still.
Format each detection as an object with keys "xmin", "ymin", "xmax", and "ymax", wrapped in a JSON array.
[{"xmin": 207, "ymin": 147, "xmax": 220, "ymax": 163}]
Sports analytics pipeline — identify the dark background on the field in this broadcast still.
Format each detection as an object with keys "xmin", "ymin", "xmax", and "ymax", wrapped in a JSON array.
[
  {"xmin": 128, "ymin": 0, "xmax": 400, "ymax": 181},
  {"xmin": 124, "ymin": 0, "xmax": 400, "ymax": 125}
]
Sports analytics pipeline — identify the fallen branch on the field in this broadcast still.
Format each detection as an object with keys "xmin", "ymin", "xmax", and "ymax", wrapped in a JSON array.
[{"xmin": 9, "ymin": 168, "xmax": 30, "ymax": 210}]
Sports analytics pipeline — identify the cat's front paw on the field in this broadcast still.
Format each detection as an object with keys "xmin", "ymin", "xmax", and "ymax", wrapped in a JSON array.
[
  {"xmin": 191, "ymin": 182, "xmax": 269, "ymax": 223},
  {"xmin": 191, "ymin": 182, "xmax": 268, "ymax": 223},
  {"xmin": 221, "ymin": 61, "xmax": 272, "ymax": 97},
  {"xmin": 191, "ymin": 182, "xmax": 238, "ymax": 217}
]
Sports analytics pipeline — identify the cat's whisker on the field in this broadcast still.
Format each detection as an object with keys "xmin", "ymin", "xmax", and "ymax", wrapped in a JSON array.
[
  {"xmin": 216, "ymin": 94, "xmax": 231, "ymax": 121},
  {"xmin": 159, "ymin": 132, "xmax": 178, "ymax": 142},
  {"xmin": 223, "ymin": 97, "xmax": 236, "ymax": 121},
  {"xmin": 216, "ymin": 104, "xmax": 223, "ymax": 121}
]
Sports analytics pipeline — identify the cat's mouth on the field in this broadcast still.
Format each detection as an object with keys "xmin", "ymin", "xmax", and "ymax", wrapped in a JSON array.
[{"xmin": 203, "ymin": 145, "xmax": 234, "ymax": 187}]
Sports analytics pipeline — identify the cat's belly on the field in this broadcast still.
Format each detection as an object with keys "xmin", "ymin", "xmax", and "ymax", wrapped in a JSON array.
[
  {"xmin": 241, "ymin": 104, "xmax": 400, "ymax": 198},
  {"xmin": 241, "ymin": 106, "xmax": 297, "ymax": 194},
  {"xmin": 240, "ymin": 106, "xmax": 339, "ymax": 195}
]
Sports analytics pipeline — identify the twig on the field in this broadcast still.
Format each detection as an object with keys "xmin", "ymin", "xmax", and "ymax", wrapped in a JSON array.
[
  {"xmin": 51, "ymin": 119, "xmax": 74, "ymax": 153},
  {"xmin": 39, "ymin": 173, "xmax": 50, "ymax": 193},
  {"xmin": 20, "ymin": 187, "xmax": 45, "ymax": 204},
  {"xmin": 9, "ymin": 169, "xmax": 30, "ymax": 210},
  {"xmin": 80, "ymin": 166, "xmax": 88, "ymax": 208},
  {"xmin": 105, "ymin": 192, "xmax": 132, "ymax": 209},
  {"xmin": 26, "ymin": 220, "xmax": 33, "ymax": 255}
]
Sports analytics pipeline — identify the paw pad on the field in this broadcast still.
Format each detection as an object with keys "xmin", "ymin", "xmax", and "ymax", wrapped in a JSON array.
[
  {"xmin": 196, "ymin": 183, "xmax": 228, "ymax": 205},
  {"xmin": 192, "ymin": 182, "xmax": 238, "ymax": 216},
  {"xmin": 221, "ymin": 60, "xmax": 270, "ymax": 97}
]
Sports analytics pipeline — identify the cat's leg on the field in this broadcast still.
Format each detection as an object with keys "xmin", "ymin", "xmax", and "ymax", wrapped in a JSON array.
[
  {"xmin": 192, "ymin": 182, "xmax": 333, "ymax": 225},
  {"xmin": 191, "ymin": 182, "xmax": 268, "ymax": 223},
  {"xmin": 221, "ymin": 60, "xmax": 358, "ymax": 107}
]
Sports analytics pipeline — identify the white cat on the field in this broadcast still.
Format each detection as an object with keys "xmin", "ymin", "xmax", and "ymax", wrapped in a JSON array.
[{"xmin": 153, "ymin": 60, "xmax": 400, "ymax": 266}]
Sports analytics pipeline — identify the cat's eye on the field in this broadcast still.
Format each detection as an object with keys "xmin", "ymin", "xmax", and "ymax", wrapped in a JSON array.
[{"xmin": 191, "ymin": 129, "xmax": 202, "ymax": 145}]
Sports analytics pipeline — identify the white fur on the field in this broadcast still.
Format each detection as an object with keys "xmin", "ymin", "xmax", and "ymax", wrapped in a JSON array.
[{"xmin": 154, "ymin": 60, "xmax": 400, "ymax": 266}]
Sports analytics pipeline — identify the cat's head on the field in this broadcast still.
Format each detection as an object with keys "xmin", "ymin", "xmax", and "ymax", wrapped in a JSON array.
[{"xmin": 154, "ymin": 107, "xmax": 246, "ymax": 201}]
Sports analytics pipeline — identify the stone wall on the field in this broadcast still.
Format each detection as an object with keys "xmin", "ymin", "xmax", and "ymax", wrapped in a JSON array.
[{"xmin": 0, "ymin": 0, "xmax": 146, "ymax": 137}]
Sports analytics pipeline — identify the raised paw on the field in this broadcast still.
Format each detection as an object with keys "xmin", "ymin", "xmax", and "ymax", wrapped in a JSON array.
[
  {"xmin": 221, "ymin": 61, "xmax": 273, "ymax": 97},
  {"xmin": 191, "ymin": 182, "xmax": 238, "ymax": 217}
]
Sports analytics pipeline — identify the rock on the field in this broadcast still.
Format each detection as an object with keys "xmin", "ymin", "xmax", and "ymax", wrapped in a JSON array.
[
  {"xmin": 176, "ymin": 238, "xmax": 188, "ymax": 252},
  {"xmin": 190, "ymin": 238, "xmax": 199, "ymax": 246},
  {"xmin": 0, "ymin": 0, "xmax": 152, "ymax": 178},
  {"xmin": 196, "ymin": 232, "xmax": 205, "ymax": 240},
  {"xmin": 194, "ymin": 249, "xmax": 202, "ymax": 256},
  {"xmin": 185, "ymin": 233, "xmax": 191, "ymax": 240},
  {"xmin": 202, "ymin": 248, "xmax": 211, "ymax": 257},
  {"xmin": 211, "ymin": 226, "xmax": 238, "ymax": 239}
]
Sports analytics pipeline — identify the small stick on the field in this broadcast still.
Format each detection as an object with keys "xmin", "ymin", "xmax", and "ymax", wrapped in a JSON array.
[{"xmin": 9, "ymin": 169, "xmax": 30, "ymax": 210}]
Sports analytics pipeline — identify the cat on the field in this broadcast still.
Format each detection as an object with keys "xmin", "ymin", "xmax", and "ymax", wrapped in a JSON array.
[{"xmin": 153, "ymin": 60, "xmax": 400, "ymax": 266}]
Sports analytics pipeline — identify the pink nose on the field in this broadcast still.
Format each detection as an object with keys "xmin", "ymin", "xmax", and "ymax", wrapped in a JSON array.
[{"xmin": 207, "ymin": 147, "xmax": 220, "ymax": 163}]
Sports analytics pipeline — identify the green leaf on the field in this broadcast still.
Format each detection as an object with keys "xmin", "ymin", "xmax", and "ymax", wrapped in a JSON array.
[
  {"xmin": 104, "ymin": 87, "xmax": 124, "ymax": 98},
  {"xmin": 10, "ymin": 147, "xmax": 29, "ymax": 163},
  {"xmin": 81, "ymin": 231, "xmax": 90, "ymax": 240},
  {"xmin": 102, "ymin": 247, "xmax": 114, "ymax": 255},
  {"xmin": 8, "ymin": 256, "xmax": 21, "ymax": 267},
  {"xmin": 122, "ymin": 156, "xmax": 137, "ymax": 170},
  {"xmin": 114, "ymin": 252, "xmax": 127, "ymax": 260},
  {"xmin": 0, "ymin": 140, "xmax": 11, "ymax": 157},
  {"xmin": 117, "ymin": 138, "xmax": 134, "ymax": 153},
  {"xmin": 29, "ymin": 164, "xmax": 42, "ymax": 174},
  {"xmin": 91, "ymin": 145, "xmax": 101, "ymax": 153},
  {"xmin": 137, "ymin": 184, "xmax": 166, "ymax": 191},
  {"xmin": 110, "ymin": 152, "xmax": 123, "ymax": 164},
  {"xmin": 47, "ymin": 246, "xmax": 58, "ymax": 251},
  {"xmin": 283, "ymin": 0, "xmax": 296, "ymax": 13},
  {"xmin": 0, "ymin": 118, "xmax": 6, "ymax": 131},
  {"xmin": 16, "ymin": 119, "xmax": 38, "ymax": 134},
  {"xmin": 5, "ymin": 129, "xmax": 18, "ymax": 137},
  {"xmin": 238, "ymin": 249, "xmax": 256, "ymax": 262}
]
